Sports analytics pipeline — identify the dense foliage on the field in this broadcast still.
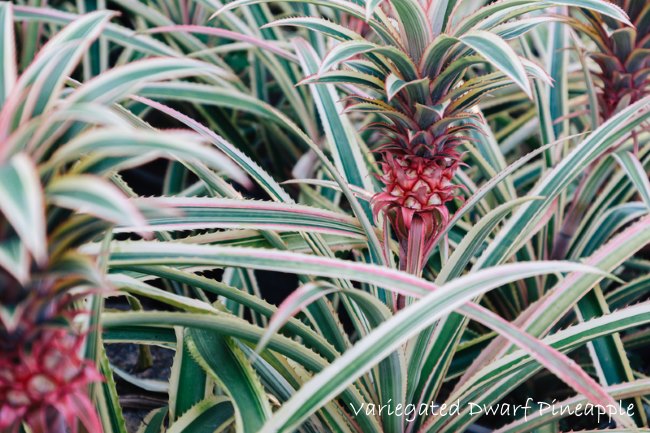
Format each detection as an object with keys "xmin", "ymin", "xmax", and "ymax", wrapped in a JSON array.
[{"xmin": 0, "ymin": 0, "xmax": 649, "ymax": 432}]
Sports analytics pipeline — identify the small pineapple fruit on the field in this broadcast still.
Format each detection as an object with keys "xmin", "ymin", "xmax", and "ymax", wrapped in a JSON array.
[{"xmin": 0, "ymin": 278, "xmax": 102, "ymax": 433}]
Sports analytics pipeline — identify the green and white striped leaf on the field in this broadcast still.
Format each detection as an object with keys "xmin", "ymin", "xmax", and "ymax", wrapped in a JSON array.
[
  {"xmin": 47, "ymin": 175, "xmax": 146, "ymax": 228},
  {"xmin": 0, "ymin": 2, "xmax": 16, "ymax": 106},
  {"xmin": 186, "ymin": 328, "xmax": 271, "ymax": 433},
  {"xmin": 126, "ymin": 197, "xmax": 365, "ymax": 238},
  {"xmin": 459, "ymin": 30, "xmax": 532, "ymax": 98},
  {"xmin": 0, "ymin": 154, "xmax": 46, "ymax": 264},
  {"xmin": 48, "ymin": 129, "xmax": 251, "ymax": 188},
  {"xmin": 166, "ymin": 397, "xmax": 234, "ymax": 433},
  {"xmin": 614, "ymin": 151, "xmax": 650, "ymax": 209}
]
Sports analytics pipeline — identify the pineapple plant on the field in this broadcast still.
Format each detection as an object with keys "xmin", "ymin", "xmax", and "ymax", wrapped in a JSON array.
[
  {"xmin": 0, "ymin": 4, "xmax": 247, "ymax": 431},
  {"xmin": 551, "ymin": 1, "xmax": 648, "ymax": 259},
  {"xmin": 268, "ymin": 0, "xmax": 630, "ymax": 276}
]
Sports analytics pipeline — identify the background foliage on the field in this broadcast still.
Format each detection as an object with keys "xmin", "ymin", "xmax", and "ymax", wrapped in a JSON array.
[{"xmin": 0, "ymin": 0, "xmax": 649, "ymax": 432}]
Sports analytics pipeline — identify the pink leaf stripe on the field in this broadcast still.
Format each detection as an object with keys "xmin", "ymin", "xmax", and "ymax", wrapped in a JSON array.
[
  {"xmin": 257, "ymin": 281, "xmax": 340, "ymax": 353},
  {"xmin": 458, "ymin": 213, "xmax": 650, "ymax": 388}
]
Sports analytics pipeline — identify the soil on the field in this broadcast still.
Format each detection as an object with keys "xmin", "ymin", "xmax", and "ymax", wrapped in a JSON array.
[{"xmin": 106, "ymin": 343, "xmax": 174, "ymax": 432}]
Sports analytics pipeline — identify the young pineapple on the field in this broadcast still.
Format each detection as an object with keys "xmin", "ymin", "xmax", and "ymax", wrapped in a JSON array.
[
  {"xmin": 578, "ymin": 1, "xmax": 650, "ymax": 122},
  {"xmin": 370, "ymin": 108, "xmax": 467, "ymax": 275},
  {"xmin": 0, "ymin": 279, "xmax": 102, "ymax": 433}
]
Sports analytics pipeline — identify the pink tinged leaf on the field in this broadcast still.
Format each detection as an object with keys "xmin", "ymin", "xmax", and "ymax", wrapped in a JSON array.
[
  {"xmin": 458, "ymin": 303, "xmax": 637, "ymax": 430},
  {"xmin": 256, "ymin": 281, "xmax": 340, "ymax": 354},
  {"xmin": 455, "ymin": 215, "xmax": 650, "ymax": 396},
  {"xmin": 146, "ymin": 25, "xmax": 298, "ymax": 62},
  {"xmin": 130, "ymin": 96, "xmax": 258, "ymax": 191}
]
